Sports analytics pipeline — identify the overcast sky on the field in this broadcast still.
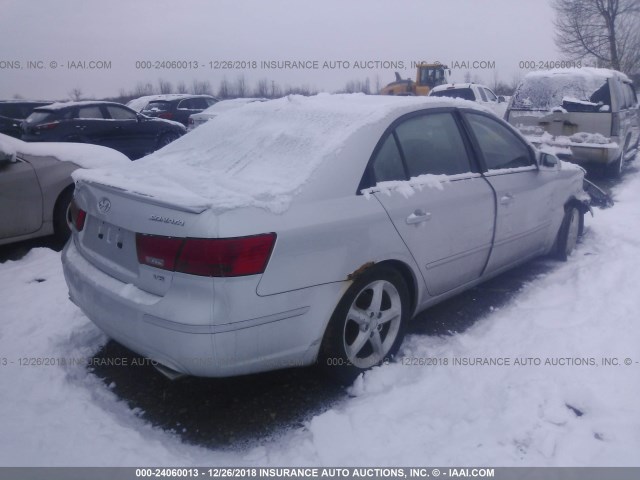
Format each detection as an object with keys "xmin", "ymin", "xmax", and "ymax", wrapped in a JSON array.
[{"xmin": 0, "ymin": 0, "xmax": 559, "ymax": 100}]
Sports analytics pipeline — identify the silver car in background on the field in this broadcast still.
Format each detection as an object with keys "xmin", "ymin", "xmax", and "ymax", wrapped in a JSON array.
[
  {"xmin": 506, "ymin": 67, "xmax": 639, "ymax": 177},
  {"xmin": 187, "ymin": 98, "xmax": 268, "ymax": 131},
  {"xmin": 62, "ymin": 95, "xmax": 589, "ymax": 383},
  {"xmin": 0, "ymin": 133, "xmax": 130, "ymax": 246}
]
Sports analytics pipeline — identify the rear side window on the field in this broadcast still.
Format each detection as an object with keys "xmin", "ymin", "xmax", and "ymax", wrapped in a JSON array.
[
  {"xmin": 622, "ymin": 83, "xmax": 636, "ymax": 109},
  {"xmin": 431, "ymin": 88, "xmax": 475, "ymax": 101},
  {"xmin": 484, "ymin": 88, "xmax": 498, "ymax": 102},
  {"xmin": 395, "ymin": 112, "xmax": 473, "ymax": 176},
  {"xmin": 465, "ymin": 113, "xmax": 534, "ymax": 170},
  {"xmin": 371, "ymin": 135, "xmax": 405, "ymax": 183},
  {"xmin": 76, "ymin": 106, "xmax": 104, "ymax": 119},
  {"xmin": 143, "ymin": 101, "xmax": 171, "ymax": 113},
  {"xmin": 178, "ymin": 98, "xmax": 209, "ymax": 110}
]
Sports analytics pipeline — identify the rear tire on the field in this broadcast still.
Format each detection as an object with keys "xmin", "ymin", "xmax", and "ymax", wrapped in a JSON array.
[
  {"xmin": 157, "ymin": 132, "xmax": 179, "ymax": 149},
  {"xmin": 605, "ymin": 153, "xmax": 623, "ymax": 177},
  {"xmin": 53, "ymin": 187, "xmax": 74, "ymax": 243},
  {"xmin": 318, "ymin": 265, "xmax": 410, "ymax": 385},
  {"xmin": 555, "ymin": 206, "xmax": 582, "ymax": 261}
]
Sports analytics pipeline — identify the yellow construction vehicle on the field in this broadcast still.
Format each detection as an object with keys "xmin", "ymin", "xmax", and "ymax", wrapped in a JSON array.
[{"xmin": 379, "ymin": 62, "xmax": 451, "ymax": 96}]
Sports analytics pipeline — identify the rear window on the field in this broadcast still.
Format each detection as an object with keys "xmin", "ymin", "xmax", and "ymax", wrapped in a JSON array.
[
  {"xmin": 143, "ymin": 101, "xmax": 171, "ymax": 113},
  {"xmin": 430, "ymin": 88, "xmax": 475, "ymax": 101},
  {"xmin": 512, "ymin": 73, "xmax": 612, "ymax": 112},
  {"xmin": 25, "ymin": 110, "xmax": 58, "ymax": 123}
]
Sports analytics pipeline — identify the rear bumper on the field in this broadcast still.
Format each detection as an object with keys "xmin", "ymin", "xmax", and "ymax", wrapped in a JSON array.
[
  {"xmin": 62, "ymin": 239, "xmax": 344, "ymax": 377},
  {"xmin": 526, "ymin": 136, "xmax": 621, "ymax": 165}
]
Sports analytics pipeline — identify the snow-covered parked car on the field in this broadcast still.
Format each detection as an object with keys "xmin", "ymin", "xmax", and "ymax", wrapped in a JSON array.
[
  {"xmin": 0, "ymin": 133, "xmax": 130, "ymax": 246},
  {"xmin": 187, "ymin": 98, "xmax": 268, "ymax": 131},
  {"xmin": 505, "ymin": 68, "xmax": 640, "ymax": 176},
  {"xmin": 429, "ymin": 83, "xmax": 507, "ymax": 117},
  {"xmin": 62, "ymin": 94, "xmax": 589, "ymax": 383}
]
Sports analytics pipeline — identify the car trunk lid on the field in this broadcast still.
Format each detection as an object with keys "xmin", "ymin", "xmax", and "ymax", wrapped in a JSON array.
[{"xmin": 73, "ymin": 180, "xmax": 212, "ymax": 296}]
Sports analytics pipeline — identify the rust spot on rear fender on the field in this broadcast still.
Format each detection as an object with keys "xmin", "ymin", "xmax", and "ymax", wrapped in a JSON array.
[{"xmin": 347, "ymin": 261, "xmax": 375, "ymax": 280}]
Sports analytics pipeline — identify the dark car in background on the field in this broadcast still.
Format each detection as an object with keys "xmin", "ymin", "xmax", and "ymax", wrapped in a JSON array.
[
  {"xmin": 0, "ymin": 101, "xmax": 52, "ymax": 138},
  {"xmin": 21, "ymin": 101, "xmax": 186, "ymax": 159},
  {"xmin": 133, "ymin": 94, "xmax": 218, "ymax": 127}
]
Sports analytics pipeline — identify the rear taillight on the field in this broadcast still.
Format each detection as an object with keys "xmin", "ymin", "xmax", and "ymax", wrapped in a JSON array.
[
  {"xmin": 136, "ymin": 235, "xmax": 183, "ymax": 270},
  {"xmin": 158, "ymin": 112, "xmax": 174, "ymax": 120},
  {"xmin": 611, "ymin": 112, "xmax": 620, "ymax": 136},
  {"xmin": 34, "ymin": 121, "xmax": 59, "ymax": 131},
  {"xmin": 136, "ymin": 233, "xmax": 276, "ymax": 277},
  {"xmin": 67, "ymin": 199, "xmax": 86, "ymax": 231}
]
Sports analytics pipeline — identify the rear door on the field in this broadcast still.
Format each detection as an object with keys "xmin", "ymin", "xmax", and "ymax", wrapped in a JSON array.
[
  {"xmin": 73, "ymin": 105, "xmax": 109, "ymax": 144},
  {"xmin": 0, "ymin": 155, "xmax": 42, "ymax": 238},
  {"xmin": 104, "ymin": 104, "xmax": 154, "ymax": 158},
  {"xmin": 462, "ymin": 111, "xmax": 554, "ymax": 273},
  {"xmin": 370, "ymin": 110, "xmax": 495, "ymax": 297}
]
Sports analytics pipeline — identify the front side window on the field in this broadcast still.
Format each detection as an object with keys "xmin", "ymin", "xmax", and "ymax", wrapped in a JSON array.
[
  {"xmin": 395, "ymin": 112, "xmax": 473, "ymax": 177},
  {"xmin": 465, "ymin": 113, "xmax": 534, "ymax": 170},
  {"xmin": 76, "ymin": 106, "xmax": 103, "ymax": 119},
  {"xmin": 478, "ymin": 88, "xmax": 488, "ymax": 102},
  {"xmin": 106, "ymin": 105, "xmax": 137, "ymax": 120}
]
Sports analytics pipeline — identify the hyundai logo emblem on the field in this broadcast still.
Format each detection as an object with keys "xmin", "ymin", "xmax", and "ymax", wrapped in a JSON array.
[{"xmin": 97, "ymin": 197, "xmax": 111, "ymax": 214}]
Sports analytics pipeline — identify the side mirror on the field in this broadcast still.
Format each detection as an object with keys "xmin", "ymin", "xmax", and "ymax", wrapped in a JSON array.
[
  {"xmin": 498, "ymin": 96, "xmax": 506, "ymax": 103},
  {"xmin": 540, "ymin": 153, "xmax": 558, "ymax": 167},
  {"xmin": 136, "ymin": 113, "xmax": 146, "ymax": 122}
]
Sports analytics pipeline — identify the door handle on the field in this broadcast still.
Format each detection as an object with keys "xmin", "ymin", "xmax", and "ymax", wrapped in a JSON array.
[
  {"xmin": 406, "ymin": 209, "xmax": 431, "ymax": 224},
  {"xmin": 499, "ymin": 194, "xmax": 514, "ymax": 205},
  {"xmin": 75, "ymin": 125, "xmax": 86, "ymax": 130}
]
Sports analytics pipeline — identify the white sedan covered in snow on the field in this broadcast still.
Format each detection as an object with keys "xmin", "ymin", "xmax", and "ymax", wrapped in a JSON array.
[
  {"xmin": 62, "ymin": 94, "xmax": 589, "ymax": 383},
  {"xmin": 0, "ymin": 133, "xmax": 130, "ymax": 245}
]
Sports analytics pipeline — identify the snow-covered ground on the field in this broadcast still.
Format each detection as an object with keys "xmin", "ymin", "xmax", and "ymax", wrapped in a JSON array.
[{"xmin": 1, "ymin": 158, "xmax": 639, "ymax": 466}]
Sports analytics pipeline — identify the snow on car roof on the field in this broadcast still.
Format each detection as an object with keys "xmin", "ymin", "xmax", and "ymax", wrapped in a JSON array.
[
  {"xmin": 74, "ymin": 93, "xmax": 488, "ymax": 214},
  {"xmin": 0, "ymin": 133, "xmax": 130, "ymax": 168},
  {"xmin": 35, "ymin": 100, "xmax": 127, "ymax": 111},
  {"xmin": 126, "ymin": 94, "xmax": 216, "ymax": 112},
  {"xmin": 523, "ymin": 66, "xmax": 631, "ymax": 83},
  {"xmin": 431, "ymin": 83, "xmax": 478, "ymax": 91},
  {"xmin": 200, "ymin": 97, "xmax": 268, "ymax": 114}
]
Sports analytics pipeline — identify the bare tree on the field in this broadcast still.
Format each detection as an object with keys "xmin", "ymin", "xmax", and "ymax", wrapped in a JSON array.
[
  {"xmin": 553, "ymin": 0, "xmax": 640, "ymax": 72},
  {"xmin": 217, "ymin": 77, "xmax": 231, "ymax": 98},
  {"xmin": 270, "ymin": 80, "xmax": 282, "ymax": 98},
  {"xmin": 69, "ymin": 87, "xmax": 83, "ymax": 101},
  {"xmin": 254, "ymin": 78, "xmax": 270, "ymax": 98},
  {"xmin": 158, "ymin": 78, "xmax": 173, "ymax": 94},
  {"xmin": 234, "ymin": 75, "xmax": 247, "ymax": 97},
  {"xmin": 134, "ymin": 82, "xmax": 155, "ymax": 97},
  {"xmin": 176, "ymin": 81, "xmax": 188, "ymax": 94},
  {"xmin": 191, "ymin": 80, "xmax": 213, "ymax": 95},
  {"xmin": 340, "ymin": 78, "xmax": 371, "ymax": 94}
]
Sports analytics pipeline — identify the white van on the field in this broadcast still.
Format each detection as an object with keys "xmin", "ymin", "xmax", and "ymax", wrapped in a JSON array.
[{"xmin": 506, "ymin": 68, "xmax": 639, "ymax": 176}]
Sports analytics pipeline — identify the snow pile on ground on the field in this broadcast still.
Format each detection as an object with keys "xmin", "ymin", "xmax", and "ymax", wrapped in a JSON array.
[
  {"xmin": 0, "ymin": 133, "xmax": 130, "ymax": 168},
  {"xmin": 73, "ymin": 94, "xmax": 487, "ymax": 214},
  {"xmin": 1, "ymin": 156, "xmax": 639, "ymax": 467}
]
